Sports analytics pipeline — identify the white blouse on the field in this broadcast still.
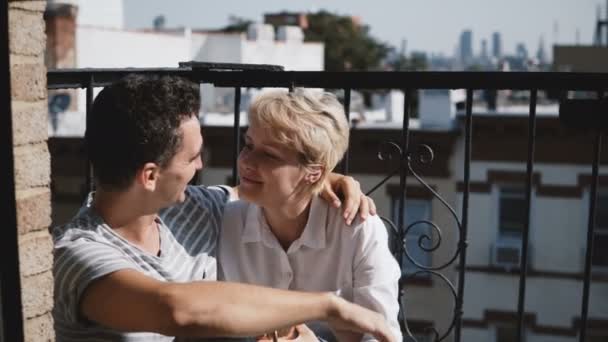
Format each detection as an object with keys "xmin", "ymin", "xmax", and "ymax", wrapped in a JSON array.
[{"xmin": 218, "ymin": 196, "xmax": 402, "ymax": 342}]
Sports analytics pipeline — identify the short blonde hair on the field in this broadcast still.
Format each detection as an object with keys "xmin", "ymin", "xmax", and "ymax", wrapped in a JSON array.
[{"xmin": 248, "ymin": 88, "xmax": 350, "ymax": 194}]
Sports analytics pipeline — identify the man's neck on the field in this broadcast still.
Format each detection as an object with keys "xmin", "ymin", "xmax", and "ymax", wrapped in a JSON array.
[
  {"xmin": 93, "ymin": 188, "xmax": 160, "ymax": 254},
  {"xmin": 262, "ymin": 195, "xmax": 313, "ymax": 251}
]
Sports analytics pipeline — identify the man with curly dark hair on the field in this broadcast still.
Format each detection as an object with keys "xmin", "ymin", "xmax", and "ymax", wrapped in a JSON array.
[{"xmin": 51, "ymin": 74, "xmax": 393, "ymax": 342}]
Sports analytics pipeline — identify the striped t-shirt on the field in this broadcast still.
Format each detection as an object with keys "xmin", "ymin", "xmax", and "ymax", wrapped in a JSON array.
[{"xmin": 52, "ymin": 185, "xmax": 228, "ymax": 342}]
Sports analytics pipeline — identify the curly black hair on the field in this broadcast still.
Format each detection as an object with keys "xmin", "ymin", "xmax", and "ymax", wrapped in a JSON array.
[{"xmin": 85, "ymin": 74, "xmax": 200, "ymax": 190}]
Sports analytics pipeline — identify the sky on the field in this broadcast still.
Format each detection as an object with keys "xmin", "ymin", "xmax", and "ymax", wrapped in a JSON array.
[{"xmin": 124, "ymin": 0, "xmax": 602, "ymax": 58}]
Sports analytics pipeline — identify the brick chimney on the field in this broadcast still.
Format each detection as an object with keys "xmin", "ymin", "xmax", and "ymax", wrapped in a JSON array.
[
  {"xmin": 45, "ymin": 3, "xmax": 78, "ymax": 121},
  {"xmin": 44, "ymin": 3, "xmax": 77, "ymax": 69}
]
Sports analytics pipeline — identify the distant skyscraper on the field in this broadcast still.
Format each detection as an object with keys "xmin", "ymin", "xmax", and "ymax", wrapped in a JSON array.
[
  {"xmin": 515, "ymin": 43, "xmax": 528, "ymax": 60},
  {"xmin": 481, "ymin": 39, "xmax": 488, "ymax": 59},
  {"xmin": 492, "ymin": 32, "xmax": 502, "ymax": 59},
  {"xmin": 553, "ymin": 20, "xmax": 560, "ymax": 45},
  {"xmin": 536, "ymin": 36, "xmax": 547, "ymax": 64},
  {"xmin": 459, "ymin": 30, "xmax": 473, "ymax": 65}
]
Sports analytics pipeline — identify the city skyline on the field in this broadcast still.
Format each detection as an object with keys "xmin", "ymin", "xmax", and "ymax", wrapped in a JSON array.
[{"xmin": 125, "ymin": 0, "xmax": 600, "ymax": 58}]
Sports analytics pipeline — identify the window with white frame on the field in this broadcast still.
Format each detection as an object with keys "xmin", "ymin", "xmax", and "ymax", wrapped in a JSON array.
[
  {"xmin": 391, "ymin": 197, "xmax": 433, "ymax": 276},
  {"xmin": 498, "ymin": 186, "xmax": 527, "ymax": 239},
  {"xmin": 592, "ymin": 190, "xmax": 608, "ymax": 267}
]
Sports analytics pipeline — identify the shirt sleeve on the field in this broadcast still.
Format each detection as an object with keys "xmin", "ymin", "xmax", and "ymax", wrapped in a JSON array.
[
  {"xmin": 186, "ymin": 185, "xmax": 230, "ymax": 219},
  {"xmin": 352, "ymin": 215, "xmax": 403, "ymax": 342},
  {"xmin": 53, "ymin": 236, "xmax": 135, "ymax": 325}
]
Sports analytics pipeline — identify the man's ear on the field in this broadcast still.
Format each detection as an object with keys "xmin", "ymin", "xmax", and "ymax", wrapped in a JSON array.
[
  {"xmin": 305, "ymin": 165, "xmax": 325, "ymax": 185},
  {"xmin": 137, "ymin": 162, "xmax": 160, "ymax": 191}
]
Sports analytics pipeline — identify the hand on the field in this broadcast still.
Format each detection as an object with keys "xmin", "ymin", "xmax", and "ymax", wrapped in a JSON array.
[
  {"xmin": 325, "ymin": 295, "xmax": 396, "ymax": 342},
  {"xmin": 321, "ymin": 174, "xmax": 377, "ymax": 225},
  {"xmin": 289, "ymin": 324, "xmax": 318, "ymax": 342},
  {"xmin": 256, "ymin": 325, "xmax": 317, "ymax": 342},
  {"xmin": 333, "ymin": 329, "xmax": 363, "ymax": 342}
]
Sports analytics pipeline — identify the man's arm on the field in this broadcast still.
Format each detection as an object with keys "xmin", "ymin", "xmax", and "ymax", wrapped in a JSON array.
[
  {"xmin": 229, "ymin": 172, "xmax": 377, "ymax": 225},
  {"xmin": 321, "ymin": 173, "xmax": 377, "ymax": 225},
  {"xmin": 81, "ymin": 269, "xmax": 396, "ymax": 341}
]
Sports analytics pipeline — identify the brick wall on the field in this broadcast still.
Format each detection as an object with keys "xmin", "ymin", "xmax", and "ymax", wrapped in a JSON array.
[{"xmin": 9, "ymin": 0, "xmax": 54, "ymax": 341}]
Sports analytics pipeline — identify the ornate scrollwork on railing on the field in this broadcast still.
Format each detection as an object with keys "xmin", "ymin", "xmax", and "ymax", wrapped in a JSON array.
[
  {"xmin": 406, "ymin": 145, "xmax": 463, "ymax": 271},
  {"xmin": 365, "ymin": 141, "xmax": 403, "ymax": 197},
  {"xmin": 366, "ymin": 141, "xmax": 465, "ymax": 342},
  {"xmin": 400, "ymin": 270, "xmax": 459, "ymax": 342},
  {"xmin": 403, "ymin": 219, "xmax": 443, "ymax": 266}
]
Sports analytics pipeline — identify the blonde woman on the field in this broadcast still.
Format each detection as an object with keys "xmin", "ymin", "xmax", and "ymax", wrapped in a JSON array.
[{"xmin": 219, "ymin": 89, "xmax": 402, "ymax": 342}]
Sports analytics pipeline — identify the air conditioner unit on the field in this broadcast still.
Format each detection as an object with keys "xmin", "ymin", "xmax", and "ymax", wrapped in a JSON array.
[{"xmin": 492, "ymin": 239, "xmax": 527, "ymax": 270}]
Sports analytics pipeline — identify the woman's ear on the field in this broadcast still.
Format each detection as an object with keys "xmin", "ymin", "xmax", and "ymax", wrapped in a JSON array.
[
  {"xmin": 305, "ymin": 165, "xmax": 325, "ymax": 185},
  {"xmin": 137, "ymin": 162, "xmax": 160, "ymax": 191}
]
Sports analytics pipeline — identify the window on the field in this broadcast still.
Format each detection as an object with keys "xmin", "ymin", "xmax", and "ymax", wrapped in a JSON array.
[
  {"xmin": 592, "ymin": 191, "xmax": 608, "ymax": 267},
  {"xmin": 498, "ymin": 186, "xmax": 527, "ymax": 239},
  {"xmin": 495, "ymin": 323, "xmax": 523, "ymax": 342},
  {"xmin": 391, "ymin": 197, "xmax": 432, "ymax": 276},
  {"xmin": 587, "ymin": 333, "xmax": 608, "ymax": 342},
  {"xmin": 404, "ymin": 332, "xmax": 432, "ymax": 342}
]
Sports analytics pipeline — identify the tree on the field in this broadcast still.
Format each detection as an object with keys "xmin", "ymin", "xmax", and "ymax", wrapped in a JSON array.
[
  {"xmin": 218, "ymin": 11, "xmax": 390, "ymax": 72},
  {"xmin": 386, "ymin": 50, "xmax": 428, "ymax": 71},
  {"xmin": 385, "ymin": 51, "xmax": 428, "ymax": 117},
  {"xmin": 220, "ymin": 15, "xmax": 253, "ymax": 33},
  {"xmin": 304, "ymin": 11, "xmax": 390, "ymax": 71}
]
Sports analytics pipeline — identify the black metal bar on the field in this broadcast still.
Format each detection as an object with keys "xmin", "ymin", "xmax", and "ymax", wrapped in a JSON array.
[
  {"xmin": 85, "ymin": 75, "xmax": 94, "ymax": 193},
  {"xmin": 341, "ymin": 88, "xmax": 351, "ymax": 174},
  {"xmin": 559, "ymin": 98, "xmax": 608, "ymax": 130},
  {"xmin": 579, "ymin": 129, "xmax": 603, "ymax": 342},
  {"xmin": 517, "ymin": 89, "xmax": 537, "ymax": 341},
  {"xmin": 397, "ymin": 89, "xmax": 412, "ymax": 328},
  {"xmin": 179, "ymin": 61, "xmax": 284, "ymax": 71},
  {"xmin": 0, "ymin": 0, "xmax": 25, "ymax": 340},
  {"xmin": 454, "ymin": 89, "xmax": 473, "ymax": 342},
  {"xmin": 232, "ymin": 87, "xmax": 242, "ymax": 186},
  {"xmin": 48, "ymin": 69, "xmax": 608, "ymax": 91}
]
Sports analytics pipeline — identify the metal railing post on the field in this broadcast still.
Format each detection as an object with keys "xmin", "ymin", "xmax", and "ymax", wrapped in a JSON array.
[
  {"xmin": 579, "ymin": 129, "xmax": 603, "ymax": 342},
  {"xmin": 85, "ymin": 75, "xmax": 95, "ymax": 194},
  {"xmin": 516, "ymin": 89, "xmax": 537, "ymax": 341},
  {"xmin": 454, "ymin": 89, "xmax": 473, "ymax": 342},
  {"xmin": 341, "ymin": 88, "xmax": 352, "ymax": 174},
  {"xmin": 232, "ymin": 87, "xmax": 242, "ymax": 186}
]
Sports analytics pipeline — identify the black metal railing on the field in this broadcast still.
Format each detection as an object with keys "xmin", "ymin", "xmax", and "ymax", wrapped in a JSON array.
[{"xmin": 43, "ymin": 66, "xmax": 608, "ymax": 342}]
